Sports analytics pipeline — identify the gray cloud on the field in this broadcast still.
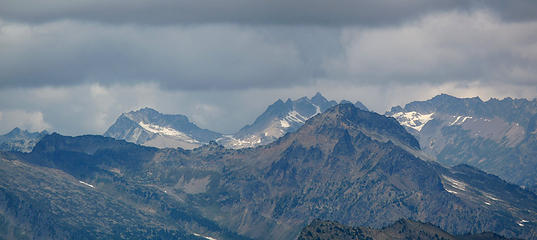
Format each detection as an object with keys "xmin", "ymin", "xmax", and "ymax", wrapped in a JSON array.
[
  {"xmin": 1, "ymin": 0, "xmax": 536, "ymax": 26},
  {"xmin": 1, "ymin": 2, "xmax": 537, "ymax": 136},
  {"xmin": 0, "ymin": 21, "xmax": 324, "ymax": 90},
  {"xmin": 325, "ymin": 10, "xmax": 537, "ymax": 86},
  {"xmin": 0, "ymin": 0, "xmax": 464, "ymax": 26},
  {"xmin": 0, "ymin": 110, "xmax": 50, "ymax": 132},
  {"xmin": 2, "ymin": 10, "xmax": 536, "ymax": 90}
]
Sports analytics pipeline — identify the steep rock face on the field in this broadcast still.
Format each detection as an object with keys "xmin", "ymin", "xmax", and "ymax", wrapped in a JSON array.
[
  {"xmin": 104, "ymin": 108, "xmax": 222, "ymax": 149},
  {"xmin": 297, "ymin": 219, "xmax": 513, "ymax": 240},
  {"xmin": 4, "ymin": 104, "xmax": 537, "ymax": 240},
  {"xmin": 0, "ymin": 128, "xmax": 48, "ymax": 152},
  {"xmin": 386, "ymin": 94, "xmax": 537, "ymax": 187}
]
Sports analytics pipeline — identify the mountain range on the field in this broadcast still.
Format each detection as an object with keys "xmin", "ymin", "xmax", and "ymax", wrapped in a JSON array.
[
  {"xmin": 386, "ymin": 94, "xmax": 537, "ymax": 189},
  {"xmin": 1, "ymin": 103, "xmax": 536, "ymax": 239},
  {"xmin": 3, "ymin": 93, "xmax": 536, "ymax": 192},
  {"xmin": 104, "ymin": 93, "xmax": 368, "ymax": 149}
]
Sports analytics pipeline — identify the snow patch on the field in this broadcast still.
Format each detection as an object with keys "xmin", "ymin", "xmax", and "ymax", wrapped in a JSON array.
[
  {"xmin": 314, "ymin": 104, "xmax": 321, "ymax": 115},
  {"xmin": 482, "ymin": 192, "xmax": 500, "ymax": 201},
  {"xmin": 517, "ymin": 220, "xmax": 529, "ymax": 227},
  {"xmin": 79, "ymin": 181, "xmax": 95, "ymax": 188},
  {"xmin": 391, "ymin": 111, "xmax": 434, "ymax": 131},
  {"xmin": 449, "ymin": 116, "xmax": 473, "ymax": 126},
  {"xmin": 445, "ymin": 189, "xmax": 458, "ymax": 194},
  {"xmin": 285, "ymin": 111, "xmax": 307, "ymax": 124},
  {"xmin": 280, "ymin": 119, "xmax": 290, "ymax": 128},
  {"xmin": 218, "ymin": 135, "xmax": 261, "ymax": 149},
  {"xmin": 138, "ymin": 121, "xmax": 199, "ymax": 144},
  {"xmin": 441, "ymin": 175, "xmax": 467, "ymax": 193},
  {"xmin": 193, "ymin": 233, "xmax": 218, "ymax": 240}
]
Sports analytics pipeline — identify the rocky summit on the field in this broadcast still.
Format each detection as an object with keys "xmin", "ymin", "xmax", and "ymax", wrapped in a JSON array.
[{"xmin": 1, "ymin": 103, "xmax": 536, "ymax": 239}]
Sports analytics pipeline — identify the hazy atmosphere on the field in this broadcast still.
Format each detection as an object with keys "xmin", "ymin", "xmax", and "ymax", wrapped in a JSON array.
[{"xmin": 1, "ymin": 0, "xmax": 537, "ymax": 135}]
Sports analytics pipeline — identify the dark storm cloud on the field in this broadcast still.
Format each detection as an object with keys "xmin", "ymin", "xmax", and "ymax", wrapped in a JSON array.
[
  {"xmin": 1, "ymin": 9, "xmax": 537, "ymax": 90},
  {"xmin": 0, "ymin": 22, "xmax": 328, "ymax": 90},
  {"xmin": 1, "ymin": 0, "xmax": 536, "ymax": 26}
]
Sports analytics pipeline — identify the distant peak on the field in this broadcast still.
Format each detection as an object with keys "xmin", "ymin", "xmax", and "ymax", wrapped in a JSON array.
[
  {"xmin": 9, "ymin": 127, "xmax": 22, "ymax": 133},
  {"xmin": 269, "ymin": 99, "xmax": 286, "ymax": 108},
  {"xmin": 296, "ymin": 96, "xmax": 310, "ymax": 102},
  {"xmin": 322, "ymin": 103, "xmax": 360, "ymax": 120},
  {"xmin": 5, "ymin": 127, "xmax": 35, "ymax": 136},
  {"xmin": 329, "ymin": 102, "xmax": 356, "ymax": 114},
  {"xmin": 274, "ymin": 99, "xmax": 284, "ymax": 104},
  {"xmin": 135, "ymin": 107, "xmax": 159, "ymax": 114},
  {"xmin": 354, "ymin": 101, "xmax": 369, "ymax": 111},
  {"xmin": 311, "ymin": 92, "xmax": 328, "ymax": 102},
  {"xmin": 431, "ymin": 93, "xmax": 483, "ymax": 103},
  {"xmin": 388, "ymin": 106, "xmax": 403, "ymax": 113},
  {"xmin": 319, "ymin": 103, "xmax": 420, "ymax": 150},
  {"xmin": 432, "ymin": 93, "xmax": 456, "ymax": 100}
]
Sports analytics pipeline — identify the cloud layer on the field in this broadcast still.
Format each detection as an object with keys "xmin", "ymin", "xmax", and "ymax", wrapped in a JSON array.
[
  {"xmin": 0, "ymin": 1, "xmax": 536, "ymax": 135},
  {"xmin": 0, "ymin": 21, "xmax": 313, "ymax": 89},
  {"xmin": 1, "ymin": 10, "xmax": 536, "ymax": 90},
  {"xmin": 326, "ymin": 11, "xmax": 537, "ymax": 86},
  {"xmin": 1, "ymin": 0, "xmax": 536, "ymax": 25}
]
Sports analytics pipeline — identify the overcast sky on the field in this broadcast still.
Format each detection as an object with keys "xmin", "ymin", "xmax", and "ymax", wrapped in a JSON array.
[{"xmin": 1, "ymin": 0, "xmax": 537, "ymax": 135}]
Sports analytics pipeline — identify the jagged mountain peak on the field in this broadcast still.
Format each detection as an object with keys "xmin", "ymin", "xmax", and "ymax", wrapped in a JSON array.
[
  {"xmin": 0, "ymin": 127, "xmax": 49, "ymax": 152},
  {"xmin": 220, "ymin": 93, "xmax": 342, "ymax": 148},
  {"xmin": 218, "ymin": 94, "xmax": 370, "ymax": 149},
  {"xmin": 354, "ymin": 101, "xmax": 369, "ymax": 111},
  {"xmin": 4, "ymin": 127, "xmax": 48, "ymax": 137},
  {"xmin": 311, "ymin": 91, "xmax": 325, "ymax": 100},
  {"xmin": 6, "ymin": 127, "xmax": 23, "ymax": 135}
]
